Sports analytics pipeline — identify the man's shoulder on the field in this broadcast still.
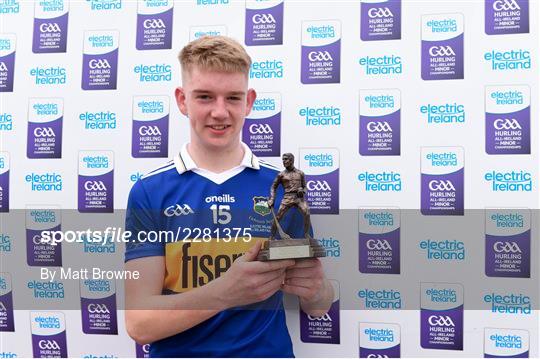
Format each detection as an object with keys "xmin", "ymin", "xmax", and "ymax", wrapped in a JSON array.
[{"xmin": 129, "ymin": 159, "xmax": 180, "ymax": 198}]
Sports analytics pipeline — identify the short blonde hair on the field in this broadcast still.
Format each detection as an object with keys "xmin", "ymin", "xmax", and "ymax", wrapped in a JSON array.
[{"xmin": 178, "ymin": 36, "xmax": 252, "ymax": 77}]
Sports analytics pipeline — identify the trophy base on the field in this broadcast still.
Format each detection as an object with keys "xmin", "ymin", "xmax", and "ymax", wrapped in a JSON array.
[{"xmin": 257, "ymin": 239, "xmax": 326, "ymax": 261}]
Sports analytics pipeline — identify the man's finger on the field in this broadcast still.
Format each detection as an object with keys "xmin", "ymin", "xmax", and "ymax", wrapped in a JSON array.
[
  {"xmin": 284, "ymin": 267, "xmax": 316, "ymax": 279},
  {"xmin": 239, "ymin": 240, "xmax": 263, "ymax": 262},
  {"xmin": 250, "ymin": 259, "xmax": 295, "ymax": 273},
  {"xmin": 283, "ymin": 277, "xmax": 312, "ymax": 288},
  {"xmin": 288, "ymin": 258, "xmax": 319, "ymax": 269},
  {"xmin": 282, "ymin": 284, "xmax": 311, "ymax": 298}
]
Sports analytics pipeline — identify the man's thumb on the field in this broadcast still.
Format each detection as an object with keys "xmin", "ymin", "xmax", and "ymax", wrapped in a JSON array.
[{"xmin": 241, "ymin": 240, "xmax": 263, "ymax": 262}]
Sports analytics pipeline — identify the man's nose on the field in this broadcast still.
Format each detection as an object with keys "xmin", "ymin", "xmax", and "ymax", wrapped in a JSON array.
[{"xmin": 211, "ymin": 98, "xmax": 228, "ymax": 120}]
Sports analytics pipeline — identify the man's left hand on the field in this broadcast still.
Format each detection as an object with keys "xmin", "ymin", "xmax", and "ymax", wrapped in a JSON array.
[{"xmin": 281, "ymin": 258, "xmax": 333, "ymax": 316}]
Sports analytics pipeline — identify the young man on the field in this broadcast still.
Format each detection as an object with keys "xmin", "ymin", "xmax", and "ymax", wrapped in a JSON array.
[{"xmin": 124, "ymin": 36, "xmax": 333, "ymax": 357}]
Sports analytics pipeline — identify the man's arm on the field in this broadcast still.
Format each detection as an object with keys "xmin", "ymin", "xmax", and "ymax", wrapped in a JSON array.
[
  {"xmin": 298, "ymin": 170, "xmax": 307, "ymax": 196},
  {"xmin": 268, "ymin": 173, "xmax": 282, "ymax": 207},
  {"xmin": 125, "ymin": 241, "xmax": 295, "ymax": 344}
]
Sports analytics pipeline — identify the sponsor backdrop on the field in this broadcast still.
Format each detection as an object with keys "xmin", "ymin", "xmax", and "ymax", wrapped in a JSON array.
[{"xmin": 0, "ymin": 0, "xmax": 538, "ymax": 357}]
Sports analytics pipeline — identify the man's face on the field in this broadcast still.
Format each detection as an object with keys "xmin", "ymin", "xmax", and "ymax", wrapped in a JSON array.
[
  {"xmin": 282, "ymin": 155, "xmax": 293, "ymax": 168},
  {"xmin": 175, "ymin": 66, "xmax": 256, "ymax": 152}
]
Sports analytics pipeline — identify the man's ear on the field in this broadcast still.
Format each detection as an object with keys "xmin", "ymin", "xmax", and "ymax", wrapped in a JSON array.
[
  {"xmin": 175, "ymin": 87, "xmax": 188, "ymax": 116},
  {"xmin": 245, "ymin": 88, "xmax": 257, "ymax": 117}
]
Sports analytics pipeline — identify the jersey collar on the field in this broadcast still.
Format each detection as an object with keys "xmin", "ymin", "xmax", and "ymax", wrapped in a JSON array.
[{"xmin": 174, "ymin": 142, "xmax": 260, "ymax": 176}]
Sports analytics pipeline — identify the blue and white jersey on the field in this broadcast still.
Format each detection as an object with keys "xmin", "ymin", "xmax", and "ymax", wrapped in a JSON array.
[{"xmin": 125, "ymin": 143, "xmax": 305, "ymax": 358}]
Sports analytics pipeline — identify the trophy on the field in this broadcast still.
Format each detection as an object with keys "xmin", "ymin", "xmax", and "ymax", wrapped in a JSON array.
[{"xmin": 257, "ymin": 153, "xmax": 326, "ymax": 261}]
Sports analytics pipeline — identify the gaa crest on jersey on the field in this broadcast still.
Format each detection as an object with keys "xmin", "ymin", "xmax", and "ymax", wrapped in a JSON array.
[{"xmin": 253, "ymin": 196, "xmax": 270, "ymax": 216}]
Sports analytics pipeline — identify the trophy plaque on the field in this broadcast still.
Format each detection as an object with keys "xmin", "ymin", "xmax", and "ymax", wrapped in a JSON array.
[{"xmin": 257, "ymin": 153, "xmax": 326, "ymax": 261}]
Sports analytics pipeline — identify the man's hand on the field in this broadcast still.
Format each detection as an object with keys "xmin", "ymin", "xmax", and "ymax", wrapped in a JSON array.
[
  {"xmin": 281, "ymin": 258, "xmax": 333, "ymax": 318},
  {"xmin": 212, "ymin": 240, "xmax": 295, "ymax": 309},
  {"xmin": 267, "ymin": 198, "xmax": 274, "ymax": 208}
]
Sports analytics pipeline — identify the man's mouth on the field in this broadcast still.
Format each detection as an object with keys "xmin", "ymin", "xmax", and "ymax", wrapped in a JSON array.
[{"xmin": 208, "ymin": 125, "xmax": 231, "ymax": 130}]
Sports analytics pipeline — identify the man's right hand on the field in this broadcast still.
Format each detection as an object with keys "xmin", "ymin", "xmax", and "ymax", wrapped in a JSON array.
[
  {"xmin": 212, "ymin": 240, "xmax": 294, "ymax": 309},
  {"xmin": 267, "ymin": 198, "xmax": 274, "ymax": 208}
]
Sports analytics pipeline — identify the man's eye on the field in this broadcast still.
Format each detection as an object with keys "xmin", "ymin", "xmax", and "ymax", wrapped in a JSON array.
[
  {"xmin": 228, "ymin": 97, "xmax": 241, "ymax": 101},
  {"xmin": 197, "ymin": 95, "xmax": 211, "ymax": 100}
]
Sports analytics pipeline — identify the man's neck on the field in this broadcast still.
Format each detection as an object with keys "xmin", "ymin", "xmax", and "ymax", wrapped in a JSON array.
[{"xmin": 187, "ymin": 141, "xmax": 245, "ymax": 173}]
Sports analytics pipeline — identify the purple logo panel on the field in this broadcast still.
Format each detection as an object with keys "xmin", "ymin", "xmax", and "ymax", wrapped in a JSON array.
[
  {"xmin": 0, "ymin": 52, "xmax": 15, "ymax": 92},
  {"xmin": 132, "ymin": 115, "xmax": 169, "ymax": 158},
  {"xmin": 485, "ymin": 351, "xmax": 529, "ymax": 358},
  {"xmin": 300, "ymin": 299, "xmax": 340, "ymax": 344},
  {"xmin": 485, "ymin": 0, "xmax": 529, "ymax": 34},
  {"xmin": 301, "ymin": 40, "xmax": 341, "ymax": 84},
  {"xmin": 421, "ymin": 34, "xmax": 464, "ymax": 80},
  {"xmin": 82, "ymin": 49, "xmax": 118, "ymax": 91},
  {"xmin": 359, "ymin": 229, "xmax": 400, "ymax": 274},
  {"xmin": 32, "ymin": 331, "xmax": 68, "ymax": 358},
  {"xmin": 27, "ymin": 117, "xmax": 63, "ymax": 159},
  {"xmin": 32, "ymin": 13, "xmax": 69, "ymax": 53},
  {"xmin": 486, "ymin": 107, "xmax": 530, "ymax": 155},
  {"xmin": 359, "ymin": 110, "xmax": 400, "ymax": 156},
  {"xmin": 136, "ymin": 343, "xmax": 151, "ymax": 358},
  {"xmin": 360, "ymin": 344, "xmax": 400, "ymax": 358},
  {"xmin": 421, "ymin": 306, "xmax": 463, "ymax": 350},
  {"xmin": 242, "ymin": 112, "xmax": 281, "ymax": 157},
  {"xmin": 305, "ymin": 170, "xmax": 339, "ymax": 214},
  {"xmin": 26, "ymin": 226, "xmax": 62, "ymax": 267},
  {"xmin": 78, "ymin": 171, "xmax": 114, "ymax": 213},
  {"xmin": 136, "ymin": 8, "xmax": 173, "ymax": 50},
  {"xmin": 0, "ymin": 171, "xmax": 9, "ymax": 212},
  {"xmin": 0, "ymin": 292, "xmax": 14, "ymax": 331},
  {"xmin": 485, "ymin": 231, "xmax": 530, "ymax": 278},
  {"xmin": 421, "ymin": 169, "xmax": 464, "ymax": 216},
  {"xmin": 245, "ymin": 2, "xmax": 283, "ymax": 46},
  {"xmin": 360, "ymin": 0, "xmax": 401, "ymax": 41},
  {"xmin": 81, "ymin": 294, "xmax": 118, "ymax": 335}
]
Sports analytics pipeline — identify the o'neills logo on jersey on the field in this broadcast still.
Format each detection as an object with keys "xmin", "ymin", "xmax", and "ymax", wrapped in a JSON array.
[
  {"xmin": 0, "ymin": 0, "xmax": 20, "ymax": 13},
  {"xmin": 205, "ymin": 194, "xmax": 235, "ymax": 203}
]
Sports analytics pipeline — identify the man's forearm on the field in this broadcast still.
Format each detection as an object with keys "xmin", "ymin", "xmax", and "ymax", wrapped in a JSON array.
[
  {"xmin": 299, "ymin": 279, "xmax": 334, "ymax": 318},
  {"xmin": 126, "ymin": 278, "xmax": 226, "ymax": 344}
]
